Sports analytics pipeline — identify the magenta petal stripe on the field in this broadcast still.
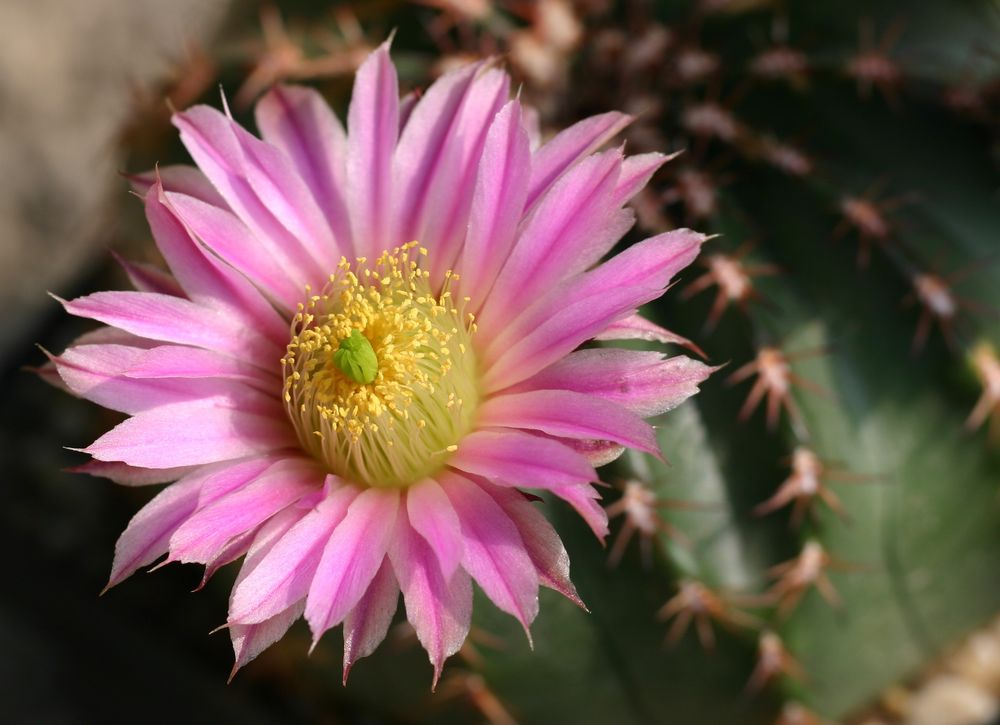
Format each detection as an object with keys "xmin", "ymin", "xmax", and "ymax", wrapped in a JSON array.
[{"xmin": 55, "ymin": 42, "xmax": 711, "ymax": 684}]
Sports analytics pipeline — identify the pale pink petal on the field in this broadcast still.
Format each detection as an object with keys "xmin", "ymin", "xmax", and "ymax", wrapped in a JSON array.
[
  {"xmin": 105, "ymin": 460, "xmax": 265, "ymax": 588},
  {"xmin": 71, "ymin": 460, "xmax": 195, "ymax": 487},
  {"xmin": 193, "ymin": 457, "xmax": 278, "ymax": 507},
  {"xmin": 483, "ymin": 483, "xmax": 584, "ymax": 608},
  {"xmin": 229, "ymin": 506, "xmax": 312, "ymax": 675},
  {"xmin": 60, "ymin": 290, "xmax": 281, "ymax": 368},
  {"xmin": 428, "ymin": 68, "xmax": 510, "ymax": 281},
  {"xmin": 164, "ymin": 191, "xmax": 307, "ymax": 311},
  {"xmin": 483, "ymin": 228, "xmax": 706, "ymax": 391},
  {"xmin": 449, "ymin": 429, "xmax": 596, "ymax": 491},
  {"xmin": 479, "ymin": 149, "xmax": 630, "ymax": 334},
  {"xmin": 229, "ymin": 483, "xmax": 359, "ymax": 624},
  {"xmin": 83, "ymin": 399, "xmax": 295, "ymax": 468},
  {"xmin": 552, "ymin": 482, "xmax": 609, "ymax": 540},
  {"xmin": 174, "ymin": 105, "xmax": 337, "ymax": 275},
  {"xmin": 169, "ymin": 458, "xmax": 323, "ymax": 565},
  {"xmin": 305, "ymin": 487, "xmax": 400, "ymax": 645},
  {"xmin": 561, "ymin": 438, "xmax": 627, "ymax": 468},
  {"xmin": 526, "ymin": 111, "xmax": 631, "ymax": 208},
  {"xmin": 477, "ymin": 389, "xmax": 660, "ymax": 456},
  {"xmin": 513, "ymin": 348, "xmax": 714, "ymax": 418},
  {"xmin": 346, "ymin": 39, "xmax": 398, "ymax": 258},
  {"xmin": 389, "ymin": 513, "xmax": 472, "ymax": 685},
  {"xmin": 53, "ymin": 344, "xmax": 274, "ymax": 415},
  {"xmin": 230, "ymin": 602, "xmax": 305, "ymax": 680},
  {"xmin": 255, "ymin": 84, "xmax": 352, "ymax": 254},
  {"xmin": 398, "ymin": 90, "xmax": 418, "ymax": 130},
  {"xmin": 393, "ymin": 62, "xmax": 482, "ymax": 247},
  {"xmin": 440, "ymin": 473, "xmax": 539, "ymax": 636},
  {"xmin": 147, "ymin": 184, "xmax": 288, "ymax": 346},
  {"xmin": 594, "ymin": 312, "xmax": 704, "ymax": 356},
  {"xmin": 406, "ymin": 478, "xmax": 464, "ymax": 579},
  {"xmin": 612, "ymin": 151, "xmax": 678, "ymax": 206},
  {"xmin": 122, "ymin": 344, "xmax": 277, "ymax": 393},
  {"xmin": 113, "ymin": 254, "xmax": 184, "ymax": 297},
  {"xmin": 522, "ymin": 103, "xmax": 542, "ymax": 151},
  {"xmin": 455, "ymin": 99, "xmax": 530, "ymax": 308},
  {"xmin": 127, "ymin": 165, "xmax": 227, "ymax": 208},
  {"xmin": 342, "ymin": 559, "xmax": 399, "ymax": 682}
]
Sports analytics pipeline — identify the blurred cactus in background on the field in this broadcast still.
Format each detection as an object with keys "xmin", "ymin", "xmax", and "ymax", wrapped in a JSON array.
[{"xmin": 25, "ymin": 0, "xmax": 1000, "ymax": 723}]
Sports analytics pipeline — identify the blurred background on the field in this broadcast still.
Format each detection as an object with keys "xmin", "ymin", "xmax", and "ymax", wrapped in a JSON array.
[{"xmin": 2, "ymin": 1, "xmax": 999, "ymax": 723}]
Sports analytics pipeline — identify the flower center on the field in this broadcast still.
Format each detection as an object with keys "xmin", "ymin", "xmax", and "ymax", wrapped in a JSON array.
[{"xmin": 282, "ymin": 243, "xmax": 479, "ymax": 488}]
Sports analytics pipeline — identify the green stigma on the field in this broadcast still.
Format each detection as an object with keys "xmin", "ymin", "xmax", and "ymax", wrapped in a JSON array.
[{"xmin": 333, "ymin": 329, "xmax": 378, "ymax": 384}]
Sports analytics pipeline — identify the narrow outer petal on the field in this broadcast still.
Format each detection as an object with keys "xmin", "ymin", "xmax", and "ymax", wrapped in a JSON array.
[
  {"xmin": 483, "ymin": 483, "xmax": 585, "ymax": 608},
  {"xmin": 389, "ymin": 512, "xmax": 472, "ymax": 685},
  {"xmin": 440, "ymin": 473, "xmax": 539, "ymax": 638},
  {"xmin": 346, "ymin": 39, "xmax": 399, "ymax": 258},
  {"xmin": 305, "ymin": 488, "xmax": 400, "ymax": 645},
  {"xmin": 342, "ymin": 559, "xmax": 399, "ymax": 682}
]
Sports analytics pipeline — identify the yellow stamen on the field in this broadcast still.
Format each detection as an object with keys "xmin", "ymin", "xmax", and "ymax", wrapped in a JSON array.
[{"xmin": 282, "ymin": 243, "xmax": 478, "ymax": 488}]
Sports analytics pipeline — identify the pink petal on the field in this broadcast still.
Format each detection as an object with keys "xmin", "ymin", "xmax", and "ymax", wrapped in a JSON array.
[
  {"xmin": 611, "ymin": 151, "xmax": 676, "ymax": 207},
  {"xmin": 305, "ymin": 487, "xmax": 400, "ymax": 645},
  {"xmin": 53, "ymin": 344, "xmax": 273, "ymax": 415},
  {"xmin": 164, "ymin": 191, "xmax": 307, "ymax": 311},
  {"xmin": 127, "ymin": 164, "xmax": 227, "ymax": 208},
  {"xmin": 483, "ymin": 483, "xmax": 584, "ymax": 608},
  {"xmin": 122, "ymin": 344, "xmax": 277, "ymax": 393},
  {"xmin": 561, "ymin": 438, "xmax": 626, "ymax": 468},
  {"xmin": 229, "ymin": 483, "xmax": 359, "ymax": 624},
  {"xmin": 174, "ymin": 105, "xmax": 336, "ymax": 276},
  {"xmin": 169, "ymin": 457, "xmax": 323, "ymax": 565},
  {"xmin": 406, "ymin": 478, "xmax": 464, "ymax": 579},
  {"xmin": 255, "ymin": 84, "xmax": 352, "ymax": 254},
  {"xmin": 483, "ymin": 228, "xmax": 705, "ymax": 391},
  {"xmin": 71, "ymin": 460, "xmax": 195, "ymax": 487},
  {"xmin": 553, "ymin": 482, "xmax": 609, "ymax": 540},
  {"xmin": 83, "ymin": 399, "xmax": 294, "ymax": 468},
  {"xmin": 389, "ymin": 513, "xmax": 472, "ymax": 685},
  {"xmin": 455, "ymin": 99, "xmax": 531, "ymax": 309},
  {"xmin": 594, "ymin": 312, "xmax": 703, "ymax": 355},
  {"xmin": 479, "ymin": 149, "xmax": 629, "ymax": 334},
  {"xmin": 342, "ymin": 559, "xmax": 399, "ymax": 682},
  {"xmin": 393, "ymin": 61, "xmax": 482, "ymax": 248},
  {"xmin": 398, "ymin": 90, "xmax": 418, "ymax": 130},
  {"xmin": 229, "ymin": 506, "xmax": 311, "ymax": 675},
  {"xmin": 514, "ymin": 348, "xmax": 714, "ymax": 418},
  {"xmin": 230, "ymin": 602, "xmax": 305, "ymax": 679},
  {"xmin": 449, "ymin": 429, "xmax": 596, "ymax": 491},
  {"xmin": 113, "ymin": 254, "xmax": 184, "ymax": 297},
  {"xmin": 60, "ymin": 290, "xmax": 280, "ymax": 369},
  {"xmin": 440, "ymin": 473, "xmax": 539, "ymax": 636},
  {"xmin": 345, "ymin": 39, "xmax": 399, "ymax": 259},
  {"xmin": 428, "ymin": 68, "xmax": 510, "ymax": 281},
  {"xmin": 105, "ymin": 463, "xmax": 237, "ymax": 588},
  {"xmin": 146, "ymin": 184, "xmax": 288, "ymax": 346},
  {"xmin": 526, "ymin": 111, "xmax": 631, "ymax": 209},
  {"xmin": 477, "ymin": 389, "xmax": 660, "ymax": 456}
]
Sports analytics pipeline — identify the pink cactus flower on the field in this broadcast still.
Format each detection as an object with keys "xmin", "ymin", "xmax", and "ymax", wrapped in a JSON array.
[{"xmin": 49, "ymin": 41, "xmax": 711, "ymax": 685}]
